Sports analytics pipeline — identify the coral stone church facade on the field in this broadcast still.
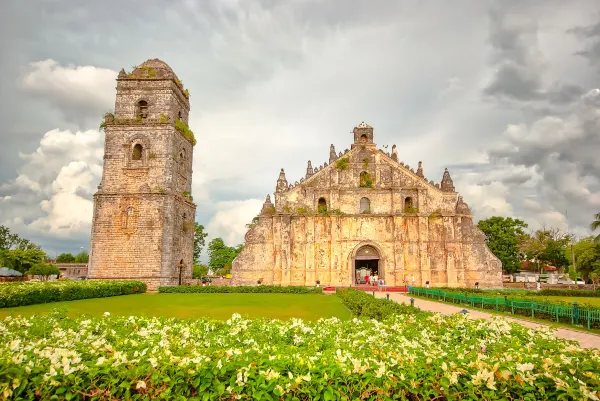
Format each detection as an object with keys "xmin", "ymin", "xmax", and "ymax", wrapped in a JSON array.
[{"xmin": 232, "ymin": 122, "xmax": 502, "ymax": 288}]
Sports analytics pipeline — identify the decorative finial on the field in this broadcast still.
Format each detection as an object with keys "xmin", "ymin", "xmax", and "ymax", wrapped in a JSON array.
[
  {"xmin": 441, "ymin": 168, "xmax": 455, "ymax": 192},
  {"xmin": 416, "ymin": 161, "xmax": 424, "ymax": 178},
  {"xmin": 329, "ymin": 144, "xmax": 337, "ymax": 164},
  {"xmin": 276, "ymin": 169, "xmax": 288, "ymax": 193},
  {"xmin": 306, "ymin": 161, "xmax": 314, "ymax": 178},
  {"xmin": 391, "ymin": 145, "xmax": 398, "ymax": 162},
  {"xmin": 260, "ymin": 194, "xmax": 274, "ymax": 215},
  {"xmin": 118, "ymin": 68, "xmax": 127, "ymax": 79}
]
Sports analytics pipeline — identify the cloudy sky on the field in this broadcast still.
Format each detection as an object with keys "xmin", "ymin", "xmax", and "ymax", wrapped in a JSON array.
[{"xmin": 1, "ymin": 0, "xmax": 600, "ymax": 258}]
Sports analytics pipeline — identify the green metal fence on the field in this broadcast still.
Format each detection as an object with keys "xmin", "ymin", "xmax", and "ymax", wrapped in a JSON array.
[{"xmin": 408, "ymin": 287, "xmax": 600, "ymax": 329}]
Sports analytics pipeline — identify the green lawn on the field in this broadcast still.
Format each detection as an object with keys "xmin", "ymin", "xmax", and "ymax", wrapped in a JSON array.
[{"xmin": 0, "ymin": 293, "xmax": 351, "ymax": 321}]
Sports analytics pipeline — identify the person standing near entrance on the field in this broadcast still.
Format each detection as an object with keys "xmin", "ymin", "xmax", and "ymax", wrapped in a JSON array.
[{"xmin": 373, "ymin": 273, "xmax": 379, "ymax": 287}]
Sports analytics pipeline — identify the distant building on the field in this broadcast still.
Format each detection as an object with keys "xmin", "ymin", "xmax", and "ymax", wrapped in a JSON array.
[{"xmin": 232, "ymin": 122, "xmax": 502, "ymax": 288}]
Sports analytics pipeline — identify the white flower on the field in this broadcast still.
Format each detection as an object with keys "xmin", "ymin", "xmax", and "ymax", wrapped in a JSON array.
[
  {"xmin": 103, "ymin": 312, "xmax": 110, "ymax": 317},
  {"xmin": 136, "ymin": 381, "xmax": 146, "ymax": 389}
]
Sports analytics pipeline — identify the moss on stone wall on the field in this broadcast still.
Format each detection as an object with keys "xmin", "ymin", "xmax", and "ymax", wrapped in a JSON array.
[{"xmin": 175, "ymin": 119, "xmax": 197, "ymax": 146}]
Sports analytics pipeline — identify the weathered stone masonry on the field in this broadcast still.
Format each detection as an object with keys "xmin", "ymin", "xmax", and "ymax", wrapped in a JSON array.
[
  {"xmin": 232, "ymin": 122, "xmax": 502, "ymax": 288},
  {"xmin": 88, "ymin": 59, "xmax": 196, "ymax": 290}
]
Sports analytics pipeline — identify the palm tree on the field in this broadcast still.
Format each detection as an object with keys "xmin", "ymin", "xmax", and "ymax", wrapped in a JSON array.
[{"xmin": 592, "ymin": 212, "xmax": 600, "ymax": 242}]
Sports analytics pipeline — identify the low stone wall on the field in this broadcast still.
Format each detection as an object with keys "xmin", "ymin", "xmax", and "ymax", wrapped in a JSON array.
[
  {"xmin": 185, "ymin": 278, "xmax": 231, "ymax": 287},
  {"xmin": 503, "ymin": 282, "xmax": 598, "ymax": 290}
]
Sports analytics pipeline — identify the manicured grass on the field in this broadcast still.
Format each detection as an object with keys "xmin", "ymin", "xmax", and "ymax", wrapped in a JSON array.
[
  {"xmin": 527, "ymin": 296, "xmax": 600, "ymax": 307},
  {"xmin": 0, "ymin": 293, "xmax": 351, "ymax": 321}
]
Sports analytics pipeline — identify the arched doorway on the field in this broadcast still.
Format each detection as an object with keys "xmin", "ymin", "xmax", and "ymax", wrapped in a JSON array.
[{"xmin": 353, "ymin": 245, "xmax": 380, "ymax": 285}]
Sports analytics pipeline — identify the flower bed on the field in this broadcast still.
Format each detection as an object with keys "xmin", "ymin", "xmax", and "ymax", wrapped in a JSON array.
[
  {"xmin": 0, "ymin": 280, "xmax": 147, "ymax": 308},
  {"xmin": 1, "ymin": 309, "xmax": 599, "ymax": 400},
  {"xmin": 158, "ymin": 285, "xmax": 322, "ymax": 294}
]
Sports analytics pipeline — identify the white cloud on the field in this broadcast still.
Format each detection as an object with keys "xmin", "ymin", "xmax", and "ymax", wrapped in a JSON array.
[
  {"xmin": 20, "ymin": 59, "xmax": 116, "ymax": 127},
  {"xmin": 0, "ymin": 128, "xmax": 104, "ymax": 238},
  {"xmin": 206, "ymin": 199, "xmax": 263, "ymax": 246}
]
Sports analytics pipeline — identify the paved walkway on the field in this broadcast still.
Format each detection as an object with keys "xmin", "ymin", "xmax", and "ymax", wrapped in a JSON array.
[{"xmin": 374, "ymin": 292, "xmax": 600, "ymax": 349}]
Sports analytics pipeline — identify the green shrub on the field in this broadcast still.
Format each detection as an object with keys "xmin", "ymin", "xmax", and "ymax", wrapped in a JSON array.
[
  {"xmin": 0, "ymin": 280, "xmax": 147, "ymax": 308},
  {"xmin": 336, "ymin": 288, "xmax": 422, "ymax": 320},
  {"xmin": 158, "ymin": 285, "xmax": 322, "ymax": 294}
]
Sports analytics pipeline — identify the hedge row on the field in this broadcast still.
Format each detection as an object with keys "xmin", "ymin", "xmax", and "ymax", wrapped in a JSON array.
[
  {"xmin": 436, "ymin": 286, "xmax": 600, "ymax": 298},
  {"xmin": 158, "ymin": 285, "xmax": 322, "ymax": 294},
  {"xmin": 336, "ymin": 288, "xmax": 423, "ymax": 320},
  {"xmin": 0, "ymin": 280, "xmax": 147, "ymax": 308}
]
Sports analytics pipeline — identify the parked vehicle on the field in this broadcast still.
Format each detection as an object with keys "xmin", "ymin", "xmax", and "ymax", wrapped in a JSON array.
[
  {"xmin": 201, "ymin": 276, "xmax": 212, "ymax": 284},
  {"xmin": 575, "ymin": 277, "xmax": 585, "ymax": 285}
]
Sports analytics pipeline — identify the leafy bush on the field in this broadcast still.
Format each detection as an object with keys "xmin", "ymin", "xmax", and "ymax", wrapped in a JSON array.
[
  {"xmin": 25, "ymin": 264, "xmax": 60, "ymax": 280},
  {"xmin": 0, "ymin": 280, "xmax": 146, "ymax": 308},
  {"xmin": 336, "ymin": 288, "xmax": 421, "ymax": 320},
  {"xmin": 158, "ymin": 285, "xmax": 322, "ymax": 294},
  {"xmin": 537, "ymin": 288, "xmax": 600, "ymax": 297},
  {"xmin": 335, "ymin": 156, "xmax": 349, "ymax": 170},
  {"xmin": 436, "ymin": 286, "xmax": 600, "ymax": 298},
  {"xmin": 2, "ymin": 310, "xmax": 599, "ymax": 399}
]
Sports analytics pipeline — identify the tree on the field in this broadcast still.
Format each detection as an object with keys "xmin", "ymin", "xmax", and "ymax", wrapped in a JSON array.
[
  {"xmin": 207, "ymin": 238, "xmax": 243, "ymax": 273},
  {"xmin": 27, "ymin": 264, "xmax": 61, "ymax": 281},
  {"xmin": 74, "ymin": 251, "xmax": 89, "ymax": 263},
  {"xmin": 477, "ymin": 216, "xmax": 528, "ymax": 274},
  {"xmin": 0, "ymin": 225, "xmax": 40, "ymax": 251},
  {"xmin": 192, "ymin": 264, "xmax": 209, "ymax": 279},
  {"xmin": 0, "ymin": 248, "xmax": 47, "ymax": 273},
  {"xmin": 592, "ymin": 212, "xmax": 600, "ymax": 242},
  {"xmin": 520, "ymin": 227, "xmax": 572, "ymax": 273},
  {"xmin": 572, "ymin": 236, "xmax": 600, "ymax": 282},
  {"xmin": 56, "ymin": 253, "xmax": 75, "ymax": 263},
  {"xmin": 193, "ymin": 223, "xmax": 208, "ymax": 263}
]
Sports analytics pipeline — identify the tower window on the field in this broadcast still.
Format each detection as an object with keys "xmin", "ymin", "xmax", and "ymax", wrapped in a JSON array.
[
  {"xmin": 318, "ymin": 197, "xmax": 327, "ymax": 213},
  {"xmin": 404, "ymin": 197, "xmax": 414, "ymax": 211},
  {"xmin": 360, "ymin": 134, "xmax": 368, "ymax": 143},
  {"xmin": 136, "ymin": 100, "xmax": 148, "ymax": 119},
  {"xmin": 132, "ymin": 144, "xmax": 143, "ymax": 161},
  {"xmin": 360, "ymin": 197, "xmax": 370, "ymax": 213}
]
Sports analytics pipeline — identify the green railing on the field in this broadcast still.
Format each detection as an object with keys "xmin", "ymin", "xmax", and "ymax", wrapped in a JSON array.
[{"xmin": 408, "ymin": 287, "xmax": 600, "ymax": 330}]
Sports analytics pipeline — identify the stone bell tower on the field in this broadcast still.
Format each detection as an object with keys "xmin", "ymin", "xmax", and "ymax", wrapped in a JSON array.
[{"xmin": 88, "ymin": 59, "xmax": 196, "ymax": 290}]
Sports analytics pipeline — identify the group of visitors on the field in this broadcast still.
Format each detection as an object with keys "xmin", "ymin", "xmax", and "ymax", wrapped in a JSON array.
[{"xmin": 356, "ymin": 271, "xmax": 386, "ymax": 288}]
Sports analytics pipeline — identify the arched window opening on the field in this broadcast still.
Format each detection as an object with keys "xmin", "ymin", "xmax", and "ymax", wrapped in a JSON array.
[
  {"xmin": 132, "ymin": 144, "xmax": 143, "ymax": 161},
  {"xmin": 360, "ymin": 134, "xmax": 368, "ymax": 143},
  {"xmin": 318, "ymin": 197, "xmax": 327, "ymax": 213},
  {"xmin": 360, "ymin": 171, "xmax": 374, "ymax": 188},
  {"xmin": 404, "ymin": 197, "xmax": 414, "ymax": 212},
  {"xmin": 178, "ymin": 110, "xmax": 183, "ymax": 119},
  {"xmin": 360, "ymin": 197, "xmax": 370, "ymax": 214},
  {"xmin": 136, "ymin": 100, "xmax": 148, "ymax": 119}
]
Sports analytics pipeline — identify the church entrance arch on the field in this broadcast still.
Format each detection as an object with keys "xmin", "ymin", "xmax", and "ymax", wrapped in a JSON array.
[{"xmin": 352, "ymin": 244, "xmax": 382, "ymax": 285}]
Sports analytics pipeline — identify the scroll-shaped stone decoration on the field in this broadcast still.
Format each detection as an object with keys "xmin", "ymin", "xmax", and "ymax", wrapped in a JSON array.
[{"xmin": 455, "ymin": 196, "xmax": 472, "ymax": 215}]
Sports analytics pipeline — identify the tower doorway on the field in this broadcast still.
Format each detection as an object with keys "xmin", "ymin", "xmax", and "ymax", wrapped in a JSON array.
[{"xmin": 353, "ymin": 245, "xmax": 380, "ymax": 285}]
